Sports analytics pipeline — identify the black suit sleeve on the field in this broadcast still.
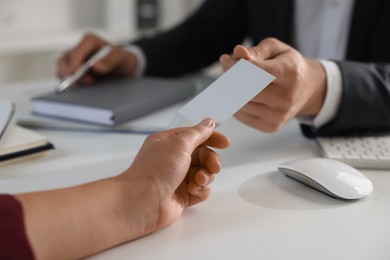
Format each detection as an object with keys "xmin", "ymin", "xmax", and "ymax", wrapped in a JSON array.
[
  {"xmin": 132, "ymin": 0, "xmax": 247, "ymax": 77},
  {"xmin": 302, "ymin": 61, "xmax": 390, "ymax": 137}
]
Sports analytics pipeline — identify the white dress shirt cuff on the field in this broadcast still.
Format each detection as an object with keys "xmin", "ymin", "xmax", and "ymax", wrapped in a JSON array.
[
  {"xmin": 298, "ymin": 60, "xmax": 343, "ymax": 128},
  {"xmin": 124, "ymin": 45, "xmax": 147, "ymax": 78}
]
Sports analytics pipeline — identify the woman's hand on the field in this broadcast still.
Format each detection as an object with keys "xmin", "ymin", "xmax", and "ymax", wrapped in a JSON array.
[{"xmin": 118, "ymin": 118, "xmax": 230, "ymax": 235}]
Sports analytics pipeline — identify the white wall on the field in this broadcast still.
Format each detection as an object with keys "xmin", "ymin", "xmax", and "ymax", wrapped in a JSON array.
[
  {"xmin": 0, "ymin": 0, "xmax": 204, "ymax": 84},
  {"xmin": 0, "ymin": 0, "xmax": 94, "ymax": 83},
  {"xmin": 0, "ymin": 0, "xmax": 73, "ymax": 34}
]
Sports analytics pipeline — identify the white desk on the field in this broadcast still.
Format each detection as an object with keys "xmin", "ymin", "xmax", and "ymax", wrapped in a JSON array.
[{"xmin": 1, "ymin": 80, "xmax": 390, "ymax": 260}]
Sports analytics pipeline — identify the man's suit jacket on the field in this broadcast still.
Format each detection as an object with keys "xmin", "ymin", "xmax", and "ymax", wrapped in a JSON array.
[{"xmin": 134, "ymin": 0, "xmax": 390, "ymax": 136}]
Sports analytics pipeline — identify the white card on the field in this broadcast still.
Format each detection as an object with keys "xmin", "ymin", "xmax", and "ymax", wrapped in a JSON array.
[{"xmin": 178, "ymin": 59, "xmax": 275, "ymax": 125}]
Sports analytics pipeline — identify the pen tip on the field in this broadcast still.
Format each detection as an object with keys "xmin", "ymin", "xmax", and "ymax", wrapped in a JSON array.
[{"xmin": 56, "ymin": 81, "xmax": 69, "ymax": 93}]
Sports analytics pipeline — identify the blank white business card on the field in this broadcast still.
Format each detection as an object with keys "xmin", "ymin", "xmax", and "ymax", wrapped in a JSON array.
[{"xmin": 178, "ymin": 59, "xmax": 275, "ymax": 125}]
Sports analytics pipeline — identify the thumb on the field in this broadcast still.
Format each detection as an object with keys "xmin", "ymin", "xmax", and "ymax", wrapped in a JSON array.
[
  {"xmin": 248, "ymin": 38, "xmax": 291, "ymax": 60},
  {"xmin": 179, "ymin": 118, "xmax": 216, "ymax": 151},
  {"xmin": 234, "ymin": 38, "xmax": 292, "ymax": 62},
  {"xmin": 233, "ymin": 45, "xmax": 254, "ymax": 60}
]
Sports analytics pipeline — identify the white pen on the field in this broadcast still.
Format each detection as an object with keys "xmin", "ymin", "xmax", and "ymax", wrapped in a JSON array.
[{"xmin": 56, "ymin": 45, "xmax": 113, "ymax": 93}]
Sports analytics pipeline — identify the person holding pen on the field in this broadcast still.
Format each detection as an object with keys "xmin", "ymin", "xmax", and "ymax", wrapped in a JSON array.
[
  {"xmin": 57, "ymin": 0, "xmax": 390, "ymax": 137},
  {"xmin": 0, "ymin": 118, "xmax": 230, "ymax": 259}
]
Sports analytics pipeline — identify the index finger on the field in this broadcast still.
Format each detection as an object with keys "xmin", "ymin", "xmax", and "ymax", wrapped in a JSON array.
[
  {"xmin": 202, "ymin": 131, "xmax": 231, "ymax": 149},
  {"xmin": 57, "ymin": 51, "xmax": 71, "ymax": 79}
]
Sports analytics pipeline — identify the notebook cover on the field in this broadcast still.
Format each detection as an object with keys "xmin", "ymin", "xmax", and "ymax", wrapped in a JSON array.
[
  {"xmin": 0, "ymin": 125, "xmax": 54, "ymax": 162},
  {"xmin": 32, "ymin": 77, "xmax": 196, "ymax": 125}
]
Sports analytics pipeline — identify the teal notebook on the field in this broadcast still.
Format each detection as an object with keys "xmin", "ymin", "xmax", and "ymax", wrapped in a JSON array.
[{"xmin": 32, "ymin": 77, "xmax": 196, "ymax": 126}]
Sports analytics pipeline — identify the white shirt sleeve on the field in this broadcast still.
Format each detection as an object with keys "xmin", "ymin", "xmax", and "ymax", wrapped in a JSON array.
[
  {"xmin": 298, "ymin": 60, "xmax": 343, "ymax": 128},
  {"xmin": 124, "ymin": 44, "xmax": 147, "ymax": 78}
]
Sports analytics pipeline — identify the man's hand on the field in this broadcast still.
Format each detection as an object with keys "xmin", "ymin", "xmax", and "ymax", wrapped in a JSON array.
[
  {"xmin": 220, "ymin": 37, "xmax": 327, "ymax": 133},
  {"xmin": 57, "ymin": 33, "xmax": 139, "ymax": 85}
]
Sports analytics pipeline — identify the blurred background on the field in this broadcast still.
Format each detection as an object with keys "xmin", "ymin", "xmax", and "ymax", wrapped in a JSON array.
[{"xmin": 0, "ymin": 0, "xmax": 205, "ymax": 84}]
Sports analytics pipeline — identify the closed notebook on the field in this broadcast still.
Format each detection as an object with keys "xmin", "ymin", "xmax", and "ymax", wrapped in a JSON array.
[
  {"xmin": 32, "ymin": 77, "xmax": 196, "ymax": 125},
  {"xmin": 0, "ymin": 124, "xmax": 54, "ymax": 163}
]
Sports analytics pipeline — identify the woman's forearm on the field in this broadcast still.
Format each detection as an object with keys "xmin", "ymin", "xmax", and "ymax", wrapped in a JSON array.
[
  {"xmin": 12, "ymin": 119, "xmax": 229, "ymax": 259},
  {"xmin": 16, "ymin": 176, "xmax": 152, "ymax": 260}
]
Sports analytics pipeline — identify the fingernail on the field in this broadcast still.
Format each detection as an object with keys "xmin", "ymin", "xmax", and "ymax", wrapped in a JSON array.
[
  {"xmin": 219, "ymin": 54, "xmax": 229, "ymax": 62},
  {"xmin": 195, "ymin": 186, "xmax": 203, "ymax": 193},
  {"xmin": 201, "ymin": 118, "xmax": 214, "ymax": 127}
]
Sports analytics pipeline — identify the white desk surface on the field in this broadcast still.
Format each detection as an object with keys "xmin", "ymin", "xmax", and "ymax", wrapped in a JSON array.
[{"xmin": 1, "ymin": 80, "xmax": 390, "ymax": 260}]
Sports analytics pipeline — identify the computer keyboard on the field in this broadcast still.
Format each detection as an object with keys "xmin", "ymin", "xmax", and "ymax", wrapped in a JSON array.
[{"xmin": 316, "ymin": 134, "xmax": 390, "ymax": 170}]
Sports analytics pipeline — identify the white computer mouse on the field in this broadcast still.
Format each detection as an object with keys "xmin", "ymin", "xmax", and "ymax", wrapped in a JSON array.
[{"xmin": 278, "ymin": 158, "xmax": 374, "ymax": 200}]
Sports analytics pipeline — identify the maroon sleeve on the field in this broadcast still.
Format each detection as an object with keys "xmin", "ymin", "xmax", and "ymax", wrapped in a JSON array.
[{"xmin": 0, "ymin": 194, "xmax": 35, "ymax": 260}]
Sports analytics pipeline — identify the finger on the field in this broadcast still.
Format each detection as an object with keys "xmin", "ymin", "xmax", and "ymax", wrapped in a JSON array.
[
  {"xmin": 245, "ymin": 40, "xmax": 299, "ymax": 80},
  {"xmin": 187, "ymin": 182, "xmax": 211, "ymax": 205},
  {"xmin": 232, "ymin": 45, "xmax": 252, "ymax": 60},
  {"xmin": 231, "ymin": 40, "xmax": 292, "ymax": 81},
  {"xmin": 249, "ymin": 82, "xmax": 289, "ymax": 108},
  {"xmin": 230, "ymin": 43, "xmax": 279, "ymax": 81},
  {"xmin": 56, "ymin": 52, "xmax": 72, "ymax": 79},
  {"xmin": 234, "ymin": 104, "xmax": 289, "ymax": 133},
  {"xmin": 219, "ymin": 54, "xmax": 239, "ymax": 72},
  {"xmin": 240, "ymin": 100, "xmax": 291, "ymax": 123},
  {"xmin": 206, "ymin": 152, "xmax": 222, "ymax": 173},
  {"xmin": 202, "ymin": 131, "xmax": 231, "ymax": 149},
  {"xmin": 78, "ymin": 74, "xmax": 94, "ymax": 86},
  {"xmin": 234, "ymin": 110, "xmax": 266, "ymax": 132},
  {"xmin": 256, "ymin": 54, "xmax": 294, "ymax": 83},
  {"xmin": 90, "ymin": 46, "xmax": 122, "ymax": 75},
  {"xmin": 68, "ymin": 34, "xmax": 108, "ymax": 75},
  {"xmin": 248, "ymin": 37, "xmax": 291, "ymax": 61},
  {"xmin": 191, "ymin": 146, "xmax": 221, "ymax": 173},
  {"xmin": 194, "ymin": 170, "xmax": 216, "ymax": 186},
  {"xmin": 198, "ymin": 148, "xmax": 222, "ymax": 173}
]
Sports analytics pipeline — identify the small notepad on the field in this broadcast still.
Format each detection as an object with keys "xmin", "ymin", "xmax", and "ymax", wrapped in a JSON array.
[
  {"xmin": 178, "ymin": 59, "xmax": 275, "ymax": 125},
  {"xmin": 0, "ymin": 125, "xmax": 54, "ymax": 162}
]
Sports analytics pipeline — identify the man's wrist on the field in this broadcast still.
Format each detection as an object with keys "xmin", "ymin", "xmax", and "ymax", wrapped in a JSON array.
[
  {"xmin": 298, "ymin": 60, "xmax": 343, "ymax": 128},
  {"xmin": 124, "ymin": 45, "xmax": 147, "ymax": 77}
]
